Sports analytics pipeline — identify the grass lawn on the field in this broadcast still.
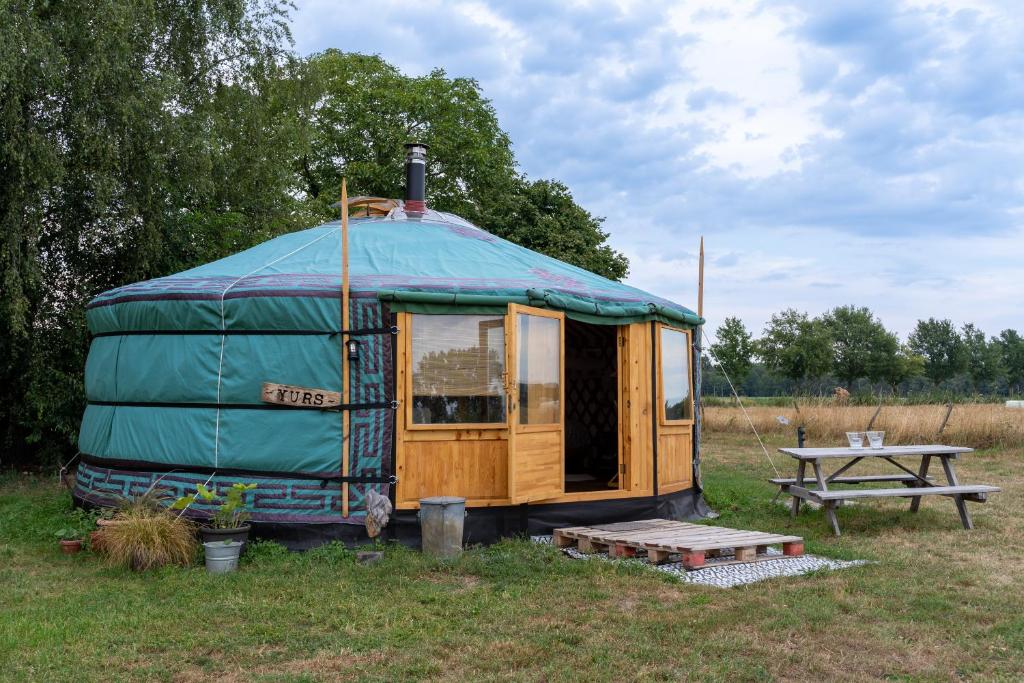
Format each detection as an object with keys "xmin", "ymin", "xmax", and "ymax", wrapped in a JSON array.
[{"xmin": 2, "ymin": 433, "xmax": 1022, "ymax": 682}]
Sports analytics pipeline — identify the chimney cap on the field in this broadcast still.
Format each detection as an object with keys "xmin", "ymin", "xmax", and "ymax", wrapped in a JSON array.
[{"xmin": 404, "ymin": 142, "xmax": 429, "ymax": 158}]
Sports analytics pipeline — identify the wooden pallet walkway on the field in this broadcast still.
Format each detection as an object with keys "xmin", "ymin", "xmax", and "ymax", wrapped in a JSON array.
[{"xmin": 553, "ymin": 519, "xmax": 804, "ymax": 569}]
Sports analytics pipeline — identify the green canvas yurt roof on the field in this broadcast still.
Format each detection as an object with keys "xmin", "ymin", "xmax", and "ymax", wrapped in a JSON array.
[{"xmin": 87, "ymin": 207, "xmax": 703, "ymax": 333}]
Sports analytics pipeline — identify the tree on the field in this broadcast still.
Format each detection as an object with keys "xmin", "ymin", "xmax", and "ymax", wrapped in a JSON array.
[
  {"xmin": 292, "ymin": 50, "xmax": 628, "ymax": 279},
  {"xmin": 820, "ymin": 305, "xmax": 899, "ymax": 387},
  {"xmin": 960, "ymin": 323, "xmax": 1004, "ymax": 389},
  {"xmin": 883, "ymin": 346, "xmax": 926, "ymax": 391},
  {"xmin": 907, "ymin": 318, "xmax": 968, "ymax": 386},
  {"xmin": 485, "ymin": 179, "xmax": 628, "ymax": 280},
  {"xmin": 995, "ymin": 329, "xmax": 1024, "ymax": 393},
  {"xmin": 1, "ymin": 0, "xmax": 298, "ymax": 465},
  {"xmin": 710, "ymin": 317, "xmax": 755, "ymax": 387},
  {"xmin": 757, "ymin": 309, "xmax": 833, "ymax": 387}
]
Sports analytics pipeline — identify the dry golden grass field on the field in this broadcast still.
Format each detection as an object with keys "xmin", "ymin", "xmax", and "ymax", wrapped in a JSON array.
[{"xmin": 703, "ymin": 402, "xmax": 1024, "ymax": 449}]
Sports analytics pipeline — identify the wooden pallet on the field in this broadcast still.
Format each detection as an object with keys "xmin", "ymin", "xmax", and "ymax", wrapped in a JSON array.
[{"xmin": 553, "ymin": 519, "xmax": 804, "ymax": 569}]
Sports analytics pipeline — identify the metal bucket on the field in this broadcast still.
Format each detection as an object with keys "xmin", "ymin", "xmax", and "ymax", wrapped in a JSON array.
[
  {"xmin": 418, "ymin": 496, "xmax": 466, "ymax": 558},
  {"xmin": 203, "ymin": 540, "xmax": 243, "ymax": 574}
]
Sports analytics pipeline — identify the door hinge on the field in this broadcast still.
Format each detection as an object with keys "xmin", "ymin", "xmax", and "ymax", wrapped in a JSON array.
[
  {"xmin": 619, "ymin": 463, "xmax": 626, "ymax": 475},
  {"xmin": 618, "ymin": 336, "xmax": 626, "ymax": 347}
]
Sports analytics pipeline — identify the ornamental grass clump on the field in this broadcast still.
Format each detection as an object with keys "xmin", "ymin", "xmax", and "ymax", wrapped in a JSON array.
[{"xmin": 100, "ymin": 507, "xmax": 197, "ymax": 571}]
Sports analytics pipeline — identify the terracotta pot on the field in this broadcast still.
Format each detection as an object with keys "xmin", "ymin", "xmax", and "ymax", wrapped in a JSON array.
[
  {"xmin": 96, "ymin": 518, "xmax": 124, "ymax": 528},
  {"xmin": 90, "ymin": 530, "xmax": 106, "ymax": 552},
  {"xmin": 59, "ymin": 539, "xmax": 83, "ymax": 555}
]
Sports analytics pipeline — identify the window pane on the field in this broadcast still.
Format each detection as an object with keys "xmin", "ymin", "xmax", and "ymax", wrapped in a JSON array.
[
  {"xmin": 661, "ymin": 327, "xmax": 692, "ymax": 421},
  {"xmin": 411, "ymin": 315, "xmax": 506, "ymax": 424},
  {"xmin": 518, "ymin": 314, "xmax": 560, "ymax": 424}
]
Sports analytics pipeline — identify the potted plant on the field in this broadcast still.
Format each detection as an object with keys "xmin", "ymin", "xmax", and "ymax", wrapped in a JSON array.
[
  {"xmin": 172, "ymin": 482, "xmax": 257, "ymax": 573},
  {"xmin": 98, "ymin": 503, "xmax": 196, "ymax": 571},
  {"xmin": 87, "ymin": 482, "xmax": 195, "ymax": 571},
  {"xmin": 55, "ymin": 528, "xmax": 83, "ymax": 554}
]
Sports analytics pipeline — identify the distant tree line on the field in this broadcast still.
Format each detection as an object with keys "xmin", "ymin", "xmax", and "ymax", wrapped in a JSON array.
[
  {"xmin": 1, "ymin": 2, "xmax": 626, "ymax": 467},
  {"xmin": 706, "ymin": 307, "xmax": 1024, "ymax": 398}
]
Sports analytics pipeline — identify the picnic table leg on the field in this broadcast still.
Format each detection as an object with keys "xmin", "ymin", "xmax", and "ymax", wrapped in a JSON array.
[
  {"xmin": 790, "ymin": 460, "xmax": 806, "ymax": 517},
  {"xmin": 939, "ymin": 454, "xmax": 973, "ymax": 530},
  {"xmin": 909, "ymin": 455, "xmax": 931, "ymax": 513},
  {"xmin": 813, "ymin": 460, "xmax": 841, "ymax": 537}
]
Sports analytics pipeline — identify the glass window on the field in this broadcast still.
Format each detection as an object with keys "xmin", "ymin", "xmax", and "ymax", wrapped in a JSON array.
[
  {"xmin": 411, "ymin": 314, "xmax": 506, "ymax": 425},
  {"xmin": 660, "ymin": 327, "xmax": 692, "ymax": 421},
  {"xmin": 517, "ymin": 314, "xmax": 560, "ymax": 424}
]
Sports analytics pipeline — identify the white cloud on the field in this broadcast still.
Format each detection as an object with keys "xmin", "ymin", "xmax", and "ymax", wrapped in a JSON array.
[{"xmin": 290, "ymin": 0, "xmax": 1024, "ymax": 339}]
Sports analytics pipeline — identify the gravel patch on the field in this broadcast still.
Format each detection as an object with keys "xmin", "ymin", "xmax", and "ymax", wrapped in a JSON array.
[{"xmin": 532, "ymin": 535, "xmax": 870, "ymax": 588}]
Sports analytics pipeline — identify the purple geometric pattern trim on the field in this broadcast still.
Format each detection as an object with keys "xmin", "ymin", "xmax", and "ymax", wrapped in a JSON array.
[{"xmin": 73, "ymin": 461, "xmax": 377, "ymax": 524}]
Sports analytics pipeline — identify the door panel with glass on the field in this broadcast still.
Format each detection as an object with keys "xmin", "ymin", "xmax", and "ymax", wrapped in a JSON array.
[{"xmin": 507, "ymin": 305, "xmax": 564, "ymax": 503}]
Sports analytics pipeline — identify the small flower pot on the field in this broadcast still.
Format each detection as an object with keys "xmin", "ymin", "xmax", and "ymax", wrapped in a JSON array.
[
  {"xmin": 199, "ymin": 525, "xmax": 251, "ymax": 547},
  {"xmin": 59, "ymin": 539, "xmax": 83, "ymax": 555},
  {"xmin": 203, "ymin": 541, "xmax": 243, "ymax": 574}
]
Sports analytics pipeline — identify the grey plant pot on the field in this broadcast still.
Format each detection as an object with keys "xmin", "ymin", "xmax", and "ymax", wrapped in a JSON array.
[
  {"xmin": 203, "ymin": 540, "xmax": 243, "ymax": 574},
  {"xmin": 199, "ymin": 525, "xmax": 250, "ymax": 547}
]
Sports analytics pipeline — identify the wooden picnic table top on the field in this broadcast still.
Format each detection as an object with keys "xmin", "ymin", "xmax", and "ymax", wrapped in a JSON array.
[{"xmin": 777, "ymin": 444, "xmax": 973, "ymax": 460}]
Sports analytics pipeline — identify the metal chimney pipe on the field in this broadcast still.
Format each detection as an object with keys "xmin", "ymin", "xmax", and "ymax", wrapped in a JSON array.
[{"xmin": 404, "ymin": 142, "xmax": 428, "ymax": 213}]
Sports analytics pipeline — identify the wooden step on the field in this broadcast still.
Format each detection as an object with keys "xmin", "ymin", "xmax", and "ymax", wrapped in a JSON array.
[{"xmin": 553, "ymin": 519, "xmax": 804, "ymax": 570}]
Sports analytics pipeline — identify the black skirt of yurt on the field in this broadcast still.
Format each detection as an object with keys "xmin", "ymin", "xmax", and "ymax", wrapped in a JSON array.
[{"xmin": 218, "ymin": 487, "xmax": 713, "ymax": 551}]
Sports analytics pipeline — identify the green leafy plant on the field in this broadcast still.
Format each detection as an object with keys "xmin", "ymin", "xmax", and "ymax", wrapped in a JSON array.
[
  {"xmin": 54, "ymin": 507, "xmax": 99, "ymax": 542},
  {"xmin": 172, "ymin": 482, "xmax": 258, "ymax": 529}
]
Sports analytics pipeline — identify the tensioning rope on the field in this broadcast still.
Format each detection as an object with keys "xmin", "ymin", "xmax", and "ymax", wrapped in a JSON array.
[
  {"xmin": 214, "ymin": 228, "xmax": 339, "ymax": 469},
  {"xmin": 701, "ymin": 328, "xmax": 781, "ymax": 477}
]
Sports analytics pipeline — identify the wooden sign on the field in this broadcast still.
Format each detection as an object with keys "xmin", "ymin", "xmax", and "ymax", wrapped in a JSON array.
[{"xmin": 262, "ymin": 382, "xmax": 341, "ymax": 409}]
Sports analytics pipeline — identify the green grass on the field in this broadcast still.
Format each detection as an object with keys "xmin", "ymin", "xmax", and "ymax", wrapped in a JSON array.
[{"xmin": 2, "ymin": 434, "xmax": 1022, "ymax": 681}]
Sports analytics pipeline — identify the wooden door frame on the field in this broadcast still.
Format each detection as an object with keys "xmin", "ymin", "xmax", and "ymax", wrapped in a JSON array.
[{"xmin": 506, "ymin": 304, "xmax": 565, "ymax": 503}]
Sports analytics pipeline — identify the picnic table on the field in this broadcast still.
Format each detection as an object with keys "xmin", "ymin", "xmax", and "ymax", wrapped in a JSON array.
[{"xmin": 772, "ymin": 445, "xmax": 1001, "ymax": 536}]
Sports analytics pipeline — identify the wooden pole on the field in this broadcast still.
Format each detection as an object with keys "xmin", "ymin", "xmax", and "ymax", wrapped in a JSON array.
[
  {"xmin": 341, "ymin": 179, "xmax": 351, "ymax": 517},
  {"xmin": 697, "ymin": 236, "xmax": 704, "ymax": 319}
]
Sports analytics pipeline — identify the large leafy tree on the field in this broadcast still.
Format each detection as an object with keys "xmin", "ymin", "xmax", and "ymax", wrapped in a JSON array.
[
  {"xmin": 757, "ymin": 309, "xmax": 833, "ymax": 387},
  {"xmin": 292, "ymin": 50, "xmax": 628, "ymax": 279},
  {"xmin": 1, "ymin": 0, "xmax": 298, "ymax": 465},
  {"xmin": 489, "ymin": 179, "xmax": 628, "ymax": 280},
  {"xmin": 995, "ymin": 329, "xmax": 1024, "ymax": 393},
  {"xmin": 907, "ymin": 318, "xmax": 968, "ymax": 386},
  {"xmin": 960, "ymin": 323, "xmax": 1004, "ymax": 389},
  {"xmin": 710, "ymin": 317, "xmax": 755, "ymax": 387},
  {"xmin": 820, "ymin": 305, "xmax": 900, "ymax": 387}
]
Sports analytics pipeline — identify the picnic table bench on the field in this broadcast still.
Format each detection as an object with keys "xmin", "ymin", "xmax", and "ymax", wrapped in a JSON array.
[{"xmin": 774, "ymin": 445, "xmax": 1001, "ymax": 536}]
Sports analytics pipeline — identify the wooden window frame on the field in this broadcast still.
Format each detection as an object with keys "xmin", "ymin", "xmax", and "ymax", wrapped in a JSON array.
[
  {"xmin": 509, "ymin": 305, "xmax": 565, "ymax": 430},
  {"xmin": 404, "ymin": 312, "xmax": 509, "ymax": 431},
  {"xmin": 656, "ymin": 323, "xmax": 695, "ymax": 426}
]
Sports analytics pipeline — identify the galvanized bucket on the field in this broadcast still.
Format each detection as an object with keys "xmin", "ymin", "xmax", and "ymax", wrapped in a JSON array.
[
  {"xmin": 418, "ymin": 496, "xmax": 466, "ymax": 558},
  {"xmin": 203, "ymin": 540, "xmax": 243, "ymax": 574}
]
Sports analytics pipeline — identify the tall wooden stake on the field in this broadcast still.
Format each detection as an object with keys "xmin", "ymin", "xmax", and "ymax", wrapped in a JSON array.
[
  {"xmin": 341, "ymin": 179, "xmax": 351, "ymax": 517},
  {"xmin": 697, "ymin": 236, "xmax": 705, "ymax": 319}
]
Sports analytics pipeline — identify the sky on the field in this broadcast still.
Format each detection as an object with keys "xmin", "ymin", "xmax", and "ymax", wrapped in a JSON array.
[{"xmin": 290, "ymin": 0, "xmax": 1024, "ymax": 340}]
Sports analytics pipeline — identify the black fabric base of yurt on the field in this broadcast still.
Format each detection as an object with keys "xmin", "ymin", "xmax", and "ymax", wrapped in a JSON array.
[{"xmin": 226, "ymin": 487, "xmax": 713, "ymax": 551}]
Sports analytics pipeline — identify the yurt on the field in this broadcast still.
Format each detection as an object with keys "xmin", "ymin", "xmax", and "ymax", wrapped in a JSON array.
[{"xmin": 74, "ymin": 145, "xmax": 709, "ymax": 547}]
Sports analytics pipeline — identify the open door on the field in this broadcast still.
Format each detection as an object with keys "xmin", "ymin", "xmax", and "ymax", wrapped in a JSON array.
[{"xmin": 506, "ymin": 304, "xmax": 565, "ymax": 503}]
